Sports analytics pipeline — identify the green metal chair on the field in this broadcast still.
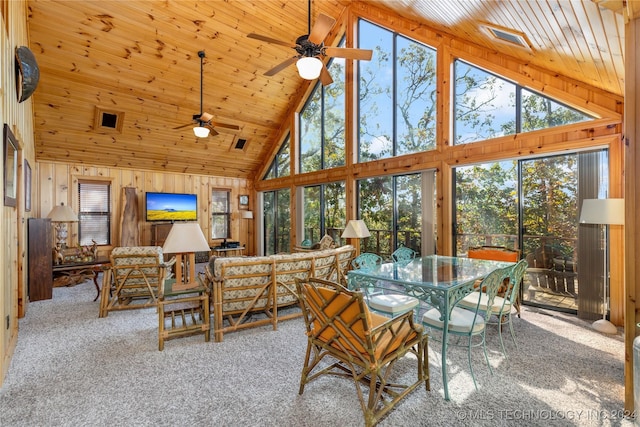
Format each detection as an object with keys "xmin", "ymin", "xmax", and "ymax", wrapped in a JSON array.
[
  {"xmin": 459, "ymin": 259, "xmax": 528, "ymax": 357},
  {"xmin": 422, "ymin": 266, "xmax": 510, "ymax": 391},
  {"xmin": 351, "ymin": 253, "xmax": 420, "ymax": 318},
  {"xmin": 391, "ymin": 245, "xmax": 417, "ymax": 263},
  {"xmin": 351, "ymin": 252, "xmax": 383, "ymax": 271}
]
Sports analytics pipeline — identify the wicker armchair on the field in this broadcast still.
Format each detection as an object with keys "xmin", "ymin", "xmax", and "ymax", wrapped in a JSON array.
[
  {"xmin": 99, "ymin": 246, "xmax": 173, "ymax": 317},
  {"xmin": 294, "ymin": 278, "xmax": 429, "ymax": 427}
]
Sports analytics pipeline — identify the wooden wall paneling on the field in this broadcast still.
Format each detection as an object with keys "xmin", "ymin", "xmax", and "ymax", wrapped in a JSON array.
[
  {"xmin": 2, "ymin": 0, "xmax": 33, "ymax": 386},
  {"xmin": 37, "ymin": 162, "xmax": 55, "ymax": 219},
  {"xmin": 36, "ymin": 161, "xmax": 253, "ymax": 251}
]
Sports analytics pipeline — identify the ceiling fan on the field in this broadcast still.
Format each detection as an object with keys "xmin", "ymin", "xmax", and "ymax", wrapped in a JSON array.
[
  {"xmin": 247, "ymin": 0, "xmax": 373, "ymax": 86},
  {"xmin": 173, "ymin": 50, "xmax": 240, "ymax": 138}
]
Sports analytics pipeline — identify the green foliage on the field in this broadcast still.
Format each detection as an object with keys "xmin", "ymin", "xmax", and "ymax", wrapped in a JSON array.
[{"xmin": 263, "ymin": 189, "xmax": 291, "ymax": 255}]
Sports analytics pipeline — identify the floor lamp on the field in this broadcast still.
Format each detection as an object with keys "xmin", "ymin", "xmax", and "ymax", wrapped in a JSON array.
[
  {"xmin": 341, "ymin": 219, "xmax": 370, "ymax": 258},
  {"xmin": 579, "ymin": 198, "xmax": 624, "ymax": 334},
  {"xmin": 162, "ymin": 222, "xmax": 211, "ymax": 291}
]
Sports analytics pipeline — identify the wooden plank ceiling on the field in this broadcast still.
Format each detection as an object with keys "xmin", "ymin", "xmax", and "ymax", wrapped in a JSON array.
[{"xmin": 26, "ymin": 0, "xmax": 625, "ymax": 179}]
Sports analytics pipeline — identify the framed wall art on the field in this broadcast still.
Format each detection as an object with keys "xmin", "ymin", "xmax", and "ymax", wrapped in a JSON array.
[
  {"xmin": 239, "ymin": 195, "xmax": 249, "ymax": 208},
  {"xmin": 24, "ymin": 159, "xmax": 31, "ymax": 211},
  {"xmin": 3, "ymin": 124, "xmax": 18, "ymax": 207}
]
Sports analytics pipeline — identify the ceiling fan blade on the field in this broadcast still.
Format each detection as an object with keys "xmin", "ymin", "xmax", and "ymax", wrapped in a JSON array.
[
  {"xmin": 205, "ymin": 125, "xmax": 219, "ymax": 136},
  {"xmin": 173, "ymin": 122, "xmax": 194, "ymax": 130},
  {"xmin": 247, "ymin": 33, "xmax": 294, "ymax": 48},
  {"xmin": 200, "ymin": 112, "xmax": 213, "ymax": 122},
  {"xmin": 319, "ymin": 65, "xmax": 333, "ymax": 86},
  {"xmin": 264, "ymin": 57, "xmax": 298, "ymax": 76},
  {"xmin": 308, "ymin": 13, "xmax": 336, "ymax": 45},
  {"xmin": 324, "ymin": 47, "xmax": 373, "ymax": 61},
  {"xmin": 210, "ymin": 121, "xmax": 240, "ymax": 131}
]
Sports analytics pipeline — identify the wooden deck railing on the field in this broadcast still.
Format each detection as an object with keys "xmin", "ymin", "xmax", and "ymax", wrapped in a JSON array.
[{"xmin": 303, "ymin": 229, "xmax": 577, "ymax": 263}]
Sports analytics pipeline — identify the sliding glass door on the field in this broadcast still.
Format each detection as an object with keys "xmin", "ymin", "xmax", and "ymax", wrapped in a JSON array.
[
  {"xmin": 453, "ymin": 149, "xmax": 607, "ymax": 315},
  {"xmin": 300, "ymin": 182, "xmax": 346, "ymax": 245},
  {"xmin": 358, "ymin": 173, "xmax": 424, "ymax": 259}
]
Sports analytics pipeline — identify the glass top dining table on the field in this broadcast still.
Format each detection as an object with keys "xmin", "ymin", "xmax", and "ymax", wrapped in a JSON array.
[{"xmin": 347, "ymin": 255, "xmax": 515, "ymax": 401}]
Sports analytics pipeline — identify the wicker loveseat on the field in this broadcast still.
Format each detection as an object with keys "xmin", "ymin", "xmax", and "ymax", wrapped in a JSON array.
[{"xmin": 203, "ymin": 245, "xmax": 356, "ymax": 342}]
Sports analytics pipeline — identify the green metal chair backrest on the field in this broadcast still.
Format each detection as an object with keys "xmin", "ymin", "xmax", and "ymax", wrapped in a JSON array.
[
  {"xmin": 506, "ymin": 259, "xmax": 528, "ymax": 302},
  {"xmin": 472, "ymin": 266, "xmax": 512, "ymax": 320},
  {"xmin": 392, "ymin": 245, "xmax": 417, "ymax": 263},
  {"xmin": 351, "ymin": 253, "xmax": 383, "ymax": 271}
]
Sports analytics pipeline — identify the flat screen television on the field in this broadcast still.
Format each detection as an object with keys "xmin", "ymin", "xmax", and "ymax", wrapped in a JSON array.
[{"xmin": 145, "ymin": 192, "xmax": 197, "ymax": 222}]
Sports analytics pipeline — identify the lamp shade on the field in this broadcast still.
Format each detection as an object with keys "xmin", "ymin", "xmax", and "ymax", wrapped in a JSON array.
[
  {"xmin": 296, "ymin": 57, "xmax": 323, "ymax": 80},
  {"xmin": 579, "ymin": 199, "xmax": 624, "ymax": 225},
  {"xmin": 47, "ymin": 203, "xmax": 79, "ymax": 222},
  {"xmin": 341, "ymin": 220, "xmax": 371, "ymax": 239},
  {"xmin": 162, "ymin": 222, "xmax": 210, "ymax": 254},
  {"xmin": 241, "ymin": 210, "xmax": 254, "ymax": 219},
  {"xmin": 193, "ymin": 126, "xmax": 210, "ymax": 138}
]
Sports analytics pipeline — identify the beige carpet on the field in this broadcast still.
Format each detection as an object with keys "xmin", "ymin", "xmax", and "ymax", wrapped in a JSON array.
[{"xmin": 0, "ymin": 280, "xmax": 632, "ymax": 426}]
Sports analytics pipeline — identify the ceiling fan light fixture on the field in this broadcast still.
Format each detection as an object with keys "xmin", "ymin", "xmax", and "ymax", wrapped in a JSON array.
[
  {"xmin": 296, "ymin": 56, "xmax": 322, "ymax": 80},
  {"xmin": 193, "ymin": 126, "xmax": 210, "ymax": 138}
]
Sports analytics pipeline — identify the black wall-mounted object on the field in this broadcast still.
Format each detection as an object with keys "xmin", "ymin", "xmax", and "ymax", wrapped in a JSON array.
[{"xmin": 15, "ymin": 46, "xmax": 40, "ymax": 103}]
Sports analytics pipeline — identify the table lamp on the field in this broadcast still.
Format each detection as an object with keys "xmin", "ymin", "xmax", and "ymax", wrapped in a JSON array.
[
  {"xmin": 341, "ymin": 219, "xmax": 370, "ymax": 258},
  {"xmin": 47, "ymin": 203, "xmax": 79, "ymax": 248},
  {"xmin": 579, "ymin": 198, "xmax": 624, "ymax": 334},
  {"xmin": 162, "ymin": 222, "xmax": 210, "ymax": 290}
]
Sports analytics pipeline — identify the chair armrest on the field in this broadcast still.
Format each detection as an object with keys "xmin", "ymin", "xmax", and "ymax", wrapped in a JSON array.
[
  {"xmin": 196, "ymin": 273, "xmax": 211, "ymax": 295},
  {"xmin": 370, "ymin": 309, "xmax": 424, "ymax": 337}
]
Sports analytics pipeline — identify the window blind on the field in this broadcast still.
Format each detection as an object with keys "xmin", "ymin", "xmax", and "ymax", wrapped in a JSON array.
[{"xmin": 78, "ymin": 181, "xmax": 111, "ymax": 245}]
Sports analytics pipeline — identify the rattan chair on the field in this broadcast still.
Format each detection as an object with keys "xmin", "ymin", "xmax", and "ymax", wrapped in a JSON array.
[
  {"xmin": 422, "ymin": 266, "xmax": 510, "ymax": 391},
  {"xmin": 295, "ymin": 278, "xmax": 429, "ymax": 427},
  {"xmin": 99, "ymin": 246, "xmax": 172, "ymax": 317}
]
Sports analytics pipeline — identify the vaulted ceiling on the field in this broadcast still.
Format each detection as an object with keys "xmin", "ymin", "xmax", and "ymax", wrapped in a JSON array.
[{"xmin": 26, "ymin": 0, "xmax": 630, "ymax": 179}]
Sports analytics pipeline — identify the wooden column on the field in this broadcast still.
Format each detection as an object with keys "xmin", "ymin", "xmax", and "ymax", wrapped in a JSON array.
[{"xmin": 624, "ymin": 7, "xmax": 640, "ymax": 413}]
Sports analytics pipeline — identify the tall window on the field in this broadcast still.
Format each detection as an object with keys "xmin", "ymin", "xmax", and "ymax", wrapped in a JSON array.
[
  {"xmin": 78, "ymin": 181, "xmax": 111, "ymax": 245},
  {"xmin": 211, "ymin": 190, "xmax": 230, "ymax": 239},
  {"xmin": 357, "ymin": 173, "xmax": 422, "ymax": 257},
  {"xmin": 358, "ymin": 19, "xmax": 437, "ymax": 162},
  {"xmin": 454, "ymin": 60, "xmax": 592, "ymax": 145},
  {"xmin": 263, "ymin": 189, "xmax": 290, "ymax": 255},
  {"xmin": 299, "ymin": 39, "xmax": 346, "ymax": 173},
  {"xmin": 301, "ymin": 182, "xmax": 346, "ymax": 244},
  {"xmin": 264, "ymin": 134, "xmax": 290, "ymax": 180}
]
